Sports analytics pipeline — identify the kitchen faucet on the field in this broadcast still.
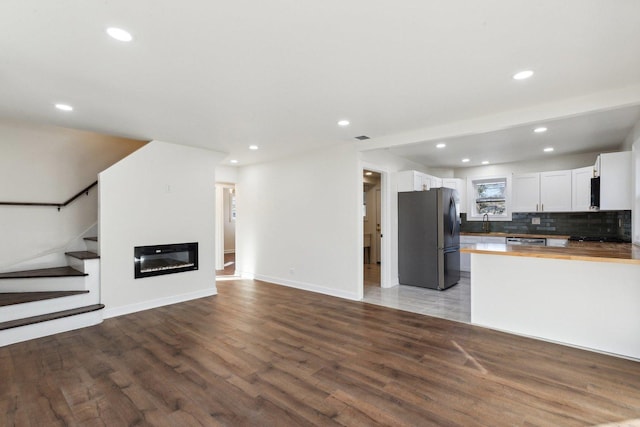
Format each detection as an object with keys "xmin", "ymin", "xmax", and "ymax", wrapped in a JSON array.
[{"xmin": 482, "ymin": 213, "xmax": 490, "ymax": 233}]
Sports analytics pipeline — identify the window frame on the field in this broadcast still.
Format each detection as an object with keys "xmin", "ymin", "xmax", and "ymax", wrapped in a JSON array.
[{"xmin": 466, "ymin": 175, "xmax": 512, "ymax": 221}]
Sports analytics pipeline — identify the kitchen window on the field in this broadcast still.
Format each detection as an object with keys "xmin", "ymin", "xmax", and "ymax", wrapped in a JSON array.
[{"xmin": 467, "ymin": 176, "xmax": 512, "ymax": 220}]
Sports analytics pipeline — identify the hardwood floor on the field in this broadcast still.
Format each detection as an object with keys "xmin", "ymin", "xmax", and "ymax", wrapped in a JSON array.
[
  {"xmin": 364, "ymin": 263, "xmax": 471, "ymax": 323},
  {"xmin": 2, "ymin": 278, "xmax": 639, "ymax": 426},
  {"xmin": 216, "ymin": 252, "xmax": 236, "ymax": 276}
]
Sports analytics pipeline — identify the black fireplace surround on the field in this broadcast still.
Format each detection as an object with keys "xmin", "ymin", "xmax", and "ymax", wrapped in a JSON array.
[{"xmin": 134, "ymin": 242, "xmax": 198, "ymax": 279}]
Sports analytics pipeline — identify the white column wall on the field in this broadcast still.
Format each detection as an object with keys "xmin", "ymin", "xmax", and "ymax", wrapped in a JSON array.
[
  {"xmin": 99, "ymin": 140, "xmax": 225, "ymax": 317},
  {"xmin": 236, "ymin": 144, "xmax": 361, "ymax": 300}
]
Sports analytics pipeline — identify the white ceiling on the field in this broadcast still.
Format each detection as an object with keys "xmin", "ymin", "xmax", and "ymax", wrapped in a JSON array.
[{"xmin": 1, "ymin": 1, "xmax": 640, "ymax": 167}]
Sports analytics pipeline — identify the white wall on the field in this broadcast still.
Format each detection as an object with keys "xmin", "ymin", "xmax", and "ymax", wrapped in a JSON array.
[
  {"xmin": 236, "ymin": 143, "xmax": 361, "ymax": 300},
  {"xmin": 215, "ymin": 165, "xmax": 238, "ymax": 184},
  {"xmin": 625, "ymin": 119, "xmax": 640, "ymax": 244},
  {"xmin": 99, "ymin": 141, "xmax": 225, "ymax": 317},
  {"xmin": 0, "ymin": 119, "xmax": 146, "ymax": 270}
]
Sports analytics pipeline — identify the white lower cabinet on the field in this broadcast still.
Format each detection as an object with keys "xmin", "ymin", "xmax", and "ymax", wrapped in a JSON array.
[
  {"xmin": 546, "ymin": 238, "xmax": 568, "ymax": 247},
  {"xmin": 460, "ymin": 235, "xmax": 506, "ymax": 272}
]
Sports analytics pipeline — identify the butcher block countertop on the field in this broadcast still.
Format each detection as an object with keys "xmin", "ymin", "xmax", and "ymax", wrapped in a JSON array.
[
  {"xmin": 461, "ymin": 241, "xmax": 640, "ymax": 265},
  {"xmin": 461, "ymin": 232, "xmax": 571, "ymax": 239}
]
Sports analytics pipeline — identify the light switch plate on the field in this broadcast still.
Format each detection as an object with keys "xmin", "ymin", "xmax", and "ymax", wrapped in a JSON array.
[{"xmin": 532, "ymin": 217, "xmax": 541, "ymax": 225}]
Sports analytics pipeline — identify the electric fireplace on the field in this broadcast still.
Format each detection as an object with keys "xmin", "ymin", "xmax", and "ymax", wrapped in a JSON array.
[{"xmin": 134, "ymin": 242, "xmax": 198, "ymax": 279}]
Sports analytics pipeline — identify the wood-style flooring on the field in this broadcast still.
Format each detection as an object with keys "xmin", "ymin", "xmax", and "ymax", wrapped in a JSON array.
[
  {"xmin": 363, "ymin": 263, "xmax": 471, "ymax": 323},
  {"xmin": 216, "ymin": 252, "xmax": 236, "ymax": 276},
  {"xmin": 2, "ymin": 278, "xmax": 639, "ymax": 426}
]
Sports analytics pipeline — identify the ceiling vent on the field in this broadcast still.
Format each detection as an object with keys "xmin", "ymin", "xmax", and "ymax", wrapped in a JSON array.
[{"xmin": 355, "ymin": 135, "xmax": 370, "ymax": 140}]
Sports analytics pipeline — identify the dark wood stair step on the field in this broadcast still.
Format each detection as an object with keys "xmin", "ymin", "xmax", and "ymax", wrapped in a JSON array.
[
  {"xmin": 0, "ymin": 304, "xmax": 105, "ymax": 331},
  {"xmin": 83, "ymin": 236, "xmax": 98, "ymax": 242},
  {"xmin": 0, "ymin": 266, "xmax": 87, "ymax": 279},
  {"xmin": 0, "ymin": 291, "xmax": 89, "ymax": 307},
  {"xmin": 65, "ymin": 251, "xmax": 99, "ymax": 260}
]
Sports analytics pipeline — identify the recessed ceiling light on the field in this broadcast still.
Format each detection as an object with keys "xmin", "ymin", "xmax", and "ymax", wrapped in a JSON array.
[
  {"xmin": 481, "ymin": 161, "xmax": 490, "ymax": 165},
  {"xmin": 534, "ymin": 127, "xmax": 548, "ymax": 133},
  {"xmin": 338, "ymin": 120, "xmax": 350, "ymax": 127},
  {"xmin": 230, "ymin": 159, "xmax": 239, "ymax": 164},
  {"xmin": 513, "ymin": 70, "xmax": 534, "ymax": 80},
  {"xmin": 436, "ymin": 143, "xmax": 446, "ymax": 149},
  {"xmin": 462, "ymin": 158, "xmax": 470, "ymax": 163},
  {"xmin": 544, "ymin": 147, "xmax": 554, "ymax": 152},
  {"xmin": 365, "ymin": 171, "xmax": 373, "ymax": 176},
  {"xmin": 55, "ymin": 103, "xmax": 73, "ymax": 112},
  {"xmin": 106, "ymin": 27, "xmax": 133, "ymax": 42},
  {"xmin": 249, "ymin": 145, "xmax": 259, "ymax": 150}
]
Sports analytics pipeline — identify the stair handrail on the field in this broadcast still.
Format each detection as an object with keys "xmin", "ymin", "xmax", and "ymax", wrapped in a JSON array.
[{"xmin": 0, "ymin": 180, "xmax": 98, "ymax": 211}]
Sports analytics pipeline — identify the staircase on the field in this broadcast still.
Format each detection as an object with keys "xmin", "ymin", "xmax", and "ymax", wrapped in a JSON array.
[{"xmin": 0, "ymin": 236, "xmax": 103, "ymax": 347}]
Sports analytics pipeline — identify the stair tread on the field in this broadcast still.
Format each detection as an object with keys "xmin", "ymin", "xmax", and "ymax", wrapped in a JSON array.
[
  {"xmin": 83, "ymin": 236, "xmax": 98, "ymax": 242},
  {"xmin": 0, "ymin": 291, "xmax": 89, "ymax": 307},
  {"xmin": 0, "ymin": 266, "xmax": 87, "ymax": 279},
  {"xmin": 0, "ymin": 304, "xmax": 105, "ymax": 331},
  {"xmin": 65, "ymin": 251, "xmax": 100, "ymax": 260}
]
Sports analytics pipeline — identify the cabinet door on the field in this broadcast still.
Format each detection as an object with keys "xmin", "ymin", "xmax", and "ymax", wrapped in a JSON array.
[
  {"xmin": 540, "ymin": 170, "xmax": 572, "ymax": 212},
  {"xmin": 512, "ymin": 173, "xmax": 540, "ymax": 212},
  {"xmin": 600, "ymin": 152, "xmax": 632, "ymax": 210},
  {"xmin": 572, "ymin": 166, "xmax": 593, "ymax": 211},
  {"xmin": 396, "ymin": 171, "xmax": 426, "ymax": 192}
]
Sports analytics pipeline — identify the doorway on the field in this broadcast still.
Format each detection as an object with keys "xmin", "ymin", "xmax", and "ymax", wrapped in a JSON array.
[
  {"xmin": 363, "ymin": 169, "xmax": 382, "ymax": 288},
  {"xmin": 215, "ymin": 183, "xmax": 237, "ymax": 277}
]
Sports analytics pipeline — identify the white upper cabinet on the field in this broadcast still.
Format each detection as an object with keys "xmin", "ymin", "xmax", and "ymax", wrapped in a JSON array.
[
  {"xmin": 599, "ymin": 151, "xmax": 632, "ymax": 210},
  {"xmin": 539, "ymin": 170, "xmax": 573, "ymax": 212},
  {"xmin": 396, "ymin": 171, "xmax": 443, "ymax": 192},
  {"xmin": 512, "ymin": 173, "xmax": 541, "ymax": 212},
  {"xmin": 572, "ymin": 166, "xmax": 593, "ymax": 211},
  {"xmin": 512, "ymin": 170, "xmax": 572, "ymax": 212},
  {"xmin": 396, "ymin": 170, "xmax": 428, "ymax": 192}
]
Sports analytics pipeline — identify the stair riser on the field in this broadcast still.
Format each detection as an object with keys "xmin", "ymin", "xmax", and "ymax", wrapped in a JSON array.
[
  {"xmin": 0, "ymin": 277, "xmax": 87, "ymax": 292},
  {"xmin": 84, "ymin": 239, "xmax": 99, "ymax": 255},
  {"xmin": 0, "ymin": 310, "xmax": 103, "ymax": 347},
  {"xmin": 0, "ymin": 293, "xmax": 98, "ymax": 322}
]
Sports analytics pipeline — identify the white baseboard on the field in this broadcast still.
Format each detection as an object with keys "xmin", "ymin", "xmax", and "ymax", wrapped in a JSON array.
[
  {"xmin": 103, "ymin": 287, "xmax": 218, "ymax": 319},
  {"xmin": 252, "ymin": 274, "xmax": 360, "ymax": 301},
  {"xmin": 224, "ymin": 249, "xmax": 236, "ymax": 254}
]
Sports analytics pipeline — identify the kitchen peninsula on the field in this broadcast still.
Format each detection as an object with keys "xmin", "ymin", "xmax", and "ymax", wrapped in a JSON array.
[{"xmin": 462, "ymin": 242, "xmax": 640, "ymax": 359}]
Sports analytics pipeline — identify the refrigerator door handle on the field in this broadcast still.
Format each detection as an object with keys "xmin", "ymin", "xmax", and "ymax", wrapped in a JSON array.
[{"xmin": 448, "ymin": 195, "xmax": 457, "ymax": 236}]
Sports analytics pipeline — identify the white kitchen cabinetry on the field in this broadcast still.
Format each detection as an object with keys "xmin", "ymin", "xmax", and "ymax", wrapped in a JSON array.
[
  {"xmin": 546, "ymin": 238, "xmax": 568, "ymax": 247},
  {"xmin": 512, "ymin": 173, "xmax": 542, "ymax": 212},
  {"xmin": 396, "ymin": 170, "xmax": 428, "ymax": 192},
  {"xmin": 598, "ymin": 151, "xmax": 632, "ymax": 210},
  {"xmin": 539, "ymin": 170, "xmax": 573, "ymax": 212},
  {"xmin": 427, "ymin": 175, "xmax": 442, "ymax": 189},
  {"xmin": 442, "ymin": 178, "xmax": 467, "ymax": 214},
  {"xmin": 572, "ymin": 166, "xmax": 594, "ymax": 211},
  {"xmin": 512, "ymin": 170, "xmax": 572, "ymax": 212},
  {"xmin": 396, "ymin": 171, "xmax": 443, "ymax": 192},
  {"xmin": 460, "ymin": 235, "xmax": 505, "ymax": 272}
]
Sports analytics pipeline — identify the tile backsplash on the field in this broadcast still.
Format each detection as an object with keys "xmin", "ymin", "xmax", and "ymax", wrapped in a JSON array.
[{"xmin": 460, "ymin": 211, "xmax": 631, "ymax": 241}]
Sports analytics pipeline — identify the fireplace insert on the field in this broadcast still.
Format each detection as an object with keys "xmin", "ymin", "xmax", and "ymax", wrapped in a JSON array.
[{"xmin": 134, "ymin": 242, "xmax": 198, "ymax": 279}]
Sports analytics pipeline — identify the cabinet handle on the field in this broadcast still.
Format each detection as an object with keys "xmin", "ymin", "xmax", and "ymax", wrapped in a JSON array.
[
  {"xmin": 541, "ymin": 203, "xmax": 544, "ymax": 211},
  {"xmin": 536, "ymin": 203, "xmax": 538, "ymax": 211}
]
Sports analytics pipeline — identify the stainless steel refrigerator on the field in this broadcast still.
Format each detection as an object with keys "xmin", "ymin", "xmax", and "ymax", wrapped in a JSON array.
[{"xmin": 398, "ymin": 188, "xmax": 460, "ymax": 290}]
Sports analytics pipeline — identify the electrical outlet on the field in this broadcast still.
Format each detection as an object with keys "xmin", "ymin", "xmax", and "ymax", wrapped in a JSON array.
[{"xmin": 532, "ymin": 217, "xmax": 541, "ymax": 225}]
